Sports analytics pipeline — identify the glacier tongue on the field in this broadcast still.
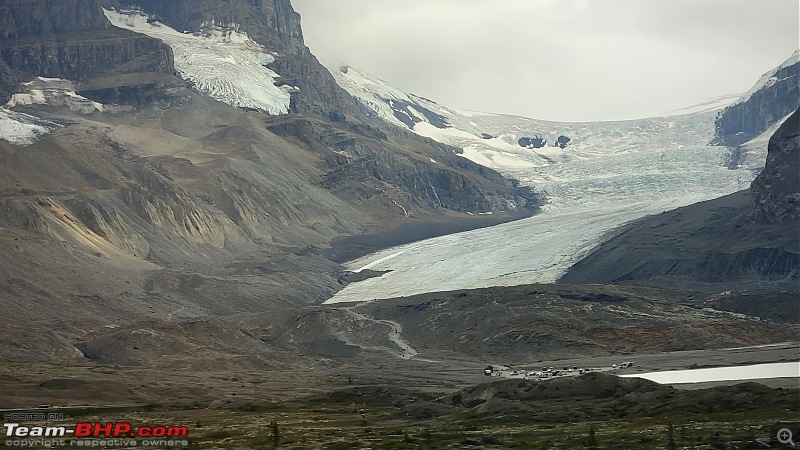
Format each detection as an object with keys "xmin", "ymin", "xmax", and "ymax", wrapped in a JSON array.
[
  {"xmin": 326, "ymin": 66, "xmax": 769, "ymax": 304},
  {"xmin": 103, "ymin": 8, "xmax": 294, "ymax": 115},
  {"xmin": 324, "ymin": 196, "xmax": 716, "ymax": 304}
]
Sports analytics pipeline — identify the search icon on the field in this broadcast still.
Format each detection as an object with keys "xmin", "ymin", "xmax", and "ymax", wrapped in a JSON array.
[{"xmin": 778, "ymin": 428, "xmax": 796, "ymax": 447}]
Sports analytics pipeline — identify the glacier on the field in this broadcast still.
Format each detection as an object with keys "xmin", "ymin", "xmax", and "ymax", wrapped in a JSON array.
[
  {"xmin": 103, "ymin": 8, "xmax": 294, "ymax": 115},
  {"xmin": 325, "ymin": 67, "xmax": 771, "ymax": 304}
]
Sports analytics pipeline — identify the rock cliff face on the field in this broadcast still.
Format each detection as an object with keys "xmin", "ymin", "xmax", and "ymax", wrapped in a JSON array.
[
  {"xmin": 263, "ymin": 115, "xmax": 537, "ymax": 213},
  {"xmin": 0, "ymin": 0, "xmax": 180, "ymax": 104},
  {"xmin": 750, "ymin": 108, "xmax": 800, "ymax": 223},
  {"xmin": 104, "ymin": 0, "xmax": 305, "ymax": 54},
  {"xmin": 0, "ymin": 0, "xmax": 542, "ymax": 353},
  {"xmin": 0, "ymin": 0, "xmax": 111, "ymax": 36},
  {"xmin": 104, "ymin": 0, "xmax": 360, "ymax": 119},
  {"xmin": 1, "ymin": 0, "xmax": 537, "ymax": 216},
  {"xmin": 713, "ymin": 52, "xmax": 799, "ymax": 147}
]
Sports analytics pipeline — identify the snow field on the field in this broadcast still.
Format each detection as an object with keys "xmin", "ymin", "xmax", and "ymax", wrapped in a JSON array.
[{"xmin": 103, "ymin": 8, "xmax": 294, "ymax": 115}]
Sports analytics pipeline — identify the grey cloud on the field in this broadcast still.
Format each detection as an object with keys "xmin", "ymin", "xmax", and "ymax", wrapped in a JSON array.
[{"xmin": 293, "ymin": 0, "xmax": 798, "ymax": 121}]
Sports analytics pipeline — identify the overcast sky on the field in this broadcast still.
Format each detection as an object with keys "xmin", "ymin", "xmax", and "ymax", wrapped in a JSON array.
[{"xmin": 292, "ymin": 0, "xmax": 798, "ymax": 122}]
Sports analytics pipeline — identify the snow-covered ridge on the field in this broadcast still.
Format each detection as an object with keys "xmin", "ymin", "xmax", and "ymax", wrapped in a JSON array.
[
  {"xmin": 335, "ymin": 66, "xmax": 436, "ymax": 128},
  {"xmin": 333, "ymin": 66, "xmax": 754, "ymax": 204},
  {"xmin": 103, "ymin": 8, "xmax": 296, "ymax": 115},
  {"xmin": 332, "ymin": 66, "xmax": 745, "ymax": 183},
  {"xmin": 729, "ymin": 49, "xmax": 799, "ymax": 108}
]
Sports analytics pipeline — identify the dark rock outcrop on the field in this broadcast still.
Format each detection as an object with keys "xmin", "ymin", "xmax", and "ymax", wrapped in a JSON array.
[
  {"xmin": 386, "ymin": 98, "xmax": 449, "ymax": 129},
  {"xmin": 750, "ymin": 108, "xmax": 800, "ymax": 223},
  {"xmin": 104, "ymin": 0, "xmax": 306, "ymax": 55},
  {"xmin": 555, "ymin": 135, "xmax": 571, "ymax": 149},
  {"xmin": 713, "ymin": 52, "xmax": 799, "ymax": 147},
  {"xmin": 0, "ymin": 0, "xmax": 181, "ymax": 104},
  {"xmin": 1, "ymin": 0, "xmax": 112, "ymax": 36},
  {"xmin": 518, "ymin": 135, "xmax": 546, "ymax": 149}
]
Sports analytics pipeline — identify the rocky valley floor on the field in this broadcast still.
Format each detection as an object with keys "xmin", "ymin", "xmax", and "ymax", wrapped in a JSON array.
[
  {"xmin": 1, "ymin": 342, "xmax": 797, "ymax": 449},
  {"xmin": 1, "ymin": 279, "xmax": 798, "ymax": 448}
]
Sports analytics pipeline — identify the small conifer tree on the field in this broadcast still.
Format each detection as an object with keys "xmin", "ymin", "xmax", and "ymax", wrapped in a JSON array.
[
  {"xmin": 270, "ymin": 420, "xmax": 280, "ymax": 448},
  {"xmin": 586, "ymin": 425, "xmax": 598, "ymax": 446}
]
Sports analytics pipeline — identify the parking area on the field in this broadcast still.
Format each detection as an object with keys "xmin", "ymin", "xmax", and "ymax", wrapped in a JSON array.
[{"xmin": 485, "ymin": 361, "xmax": 636, "ymax": 380}]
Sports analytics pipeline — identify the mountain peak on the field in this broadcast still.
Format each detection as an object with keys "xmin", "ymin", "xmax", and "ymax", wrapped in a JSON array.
[
  {"xmin": 713, "ymin": 49, "xmax": 800, "ymax": 146},
  {"xmin": 101, "ymin": 0, "xmax": 307, "ymax": 55}
]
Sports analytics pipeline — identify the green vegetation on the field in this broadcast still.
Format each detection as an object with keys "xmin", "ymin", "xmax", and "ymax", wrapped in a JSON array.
[
  {"xmin": 584, "ymin": 425, "xmax": 598, "ymax": 447},
  {"xmin": 270, "ymin": 420, "xmax": 280, "ymax": 448},
  {"xmin": 54, "ymin": 377, "xmax": 797, "ymax": 449}
]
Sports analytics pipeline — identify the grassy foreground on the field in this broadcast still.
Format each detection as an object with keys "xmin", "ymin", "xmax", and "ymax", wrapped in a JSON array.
[{"xmin": 26, "ymin": 374, "xmax": 797, "ymax": 449}]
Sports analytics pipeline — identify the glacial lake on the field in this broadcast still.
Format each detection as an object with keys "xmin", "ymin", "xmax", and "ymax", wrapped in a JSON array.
[{"xmin": 620, "ymin": 361, "xmax": 800, "ymax": 384}]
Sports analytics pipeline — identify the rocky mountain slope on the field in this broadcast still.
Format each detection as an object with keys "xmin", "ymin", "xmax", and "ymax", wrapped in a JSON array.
[
  {"xmin": 98, "ymin": 0, "xmax": 356, "ymax": 120},
  {"xmin": 0, "ymin": 2, "xmax": 795, "ymax": 417},
  {"xmin": 713, "ymin": 51, "xmax": 799, "ymax": 147},
  {"xmin": 1, "ymin": 0, "xmax": 537, "ymax": 215},
  {"xmin": 560, "ymin": 109, "xmax": 799, "ymax": 299},
  {"xmin": 0, "ymin": 0, "xmax": 182, "ymax": 104},
  {"xmin": 351, "ymin": 284, "xmax": 798, "ymax": 362},
  {"xmin": 0, "ymin": 0, "xmax": 541, "ymax": 362}
]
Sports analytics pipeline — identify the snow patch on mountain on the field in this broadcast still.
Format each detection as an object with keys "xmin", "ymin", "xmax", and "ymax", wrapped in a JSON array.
[
  {"xmin": 335, "ymin": 66, "xmax": 415, "ymax": 127},
  {"xmin": 6, "ymin": 77, "xmax": 105, "ymax": 113},
  {"xmin": 103, "ymin": 8, "xmax": 294, "ymax": 115},
  {"xmin": 0, "ymin": 108, "xmax": 59, "ymax": 145},
  {"xmin": 335, "ymin": 66, "xmax": 451, "ymax": 129}
]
